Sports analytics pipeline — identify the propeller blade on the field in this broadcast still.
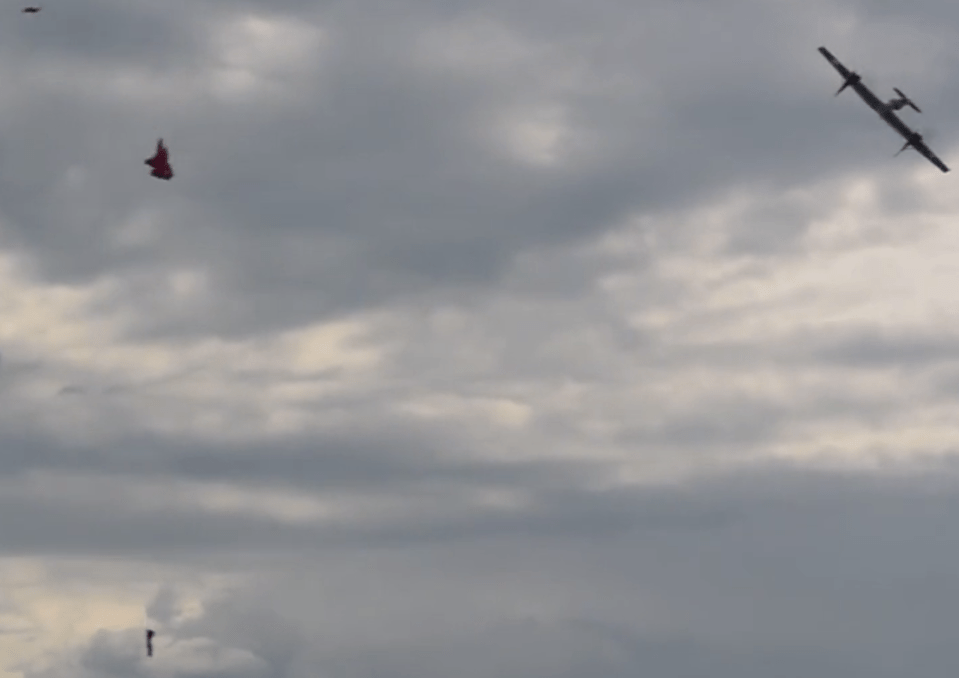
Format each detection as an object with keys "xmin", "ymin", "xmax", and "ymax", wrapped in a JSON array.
[{"xmin": 835, "ymin": 73, "xmax": 859, "ymax": 96}]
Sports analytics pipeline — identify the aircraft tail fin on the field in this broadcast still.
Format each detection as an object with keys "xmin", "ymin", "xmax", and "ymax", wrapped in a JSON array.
[{"xmin": 893, "ymin": 87, "xmax": 922, "ymax": 113}]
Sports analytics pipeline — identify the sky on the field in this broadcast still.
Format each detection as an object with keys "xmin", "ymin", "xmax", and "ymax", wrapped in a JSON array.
[{"xmin": 2, "ymin": 0, "xmax": 959, "ymax": 676}]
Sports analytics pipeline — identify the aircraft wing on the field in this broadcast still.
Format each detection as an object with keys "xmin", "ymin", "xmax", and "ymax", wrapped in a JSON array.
[
  {"xmin": 912, "ymin": 136, "xmax": 949, "ymax": 173},
  {"xmin": 818, "ymin": 47, "xmax": 852, "ymax": 79}
]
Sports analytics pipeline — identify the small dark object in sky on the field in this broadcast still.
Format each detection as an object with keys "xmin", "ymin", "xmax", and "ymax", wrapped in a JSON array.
[
  {"xmin": 146, "ymin": 629, "xmax": 155, "ymax": 657},
  {"xmin": 22, "ymin": 6, "xmax": 40, "ymax": 12},
  {"xmin": 145, "ymin": 139, "xmax": 174, "ymax": 180}
]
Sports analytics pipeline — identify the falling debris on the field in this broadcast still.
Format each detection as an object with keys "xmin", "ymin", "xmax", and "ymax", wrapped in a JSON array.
[
  {"xmin": 146, "ymin": 629, "xmax": 155, "ymax": 657},
  {"xmin": 21, "ymin": 6, "xmax": 41, "ymax": 12},
  {"xmin": 144, "ymin": 139, "xmax": 174, "ymax": 180}
]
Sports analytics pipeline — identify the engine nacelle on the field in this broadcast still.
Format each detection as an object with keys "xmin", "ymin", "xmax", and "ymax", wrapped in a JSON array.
[
  {"xmin": 896, "ymin": 132, "xmax": 923, "ymax": 157},
  {"xmin": 835, "ymin": 72, "xmax": 861, "ymax": 96}
]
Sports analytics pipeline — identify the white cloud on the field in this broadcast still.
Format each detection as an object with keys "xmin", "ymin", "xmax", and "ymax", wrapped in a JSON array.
[{"xmin": 208, "ymin": 13, "xmax": 329, "ymax": 102}]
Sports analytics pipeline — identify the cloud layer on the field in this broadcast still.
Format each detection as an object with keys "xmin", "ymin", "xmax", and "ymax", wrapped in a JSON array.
[{"xmin": 1, "ymin": 0, "xmax": 959, "ymax": 676}]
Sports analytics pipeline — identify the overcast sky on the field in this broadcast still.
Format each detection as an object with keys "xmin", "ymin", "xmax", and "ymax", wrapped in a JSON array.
[{"xmin": 2, "ymin": 0, "xmax": 959, "ymax": 676}]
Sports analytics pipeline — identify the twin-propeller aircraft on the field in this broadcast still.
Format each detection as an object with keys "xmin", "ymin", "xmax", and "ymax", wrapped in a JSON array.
[{"xmin": 819, "ymin": 46, "xmax": 948, "ymax": 173}]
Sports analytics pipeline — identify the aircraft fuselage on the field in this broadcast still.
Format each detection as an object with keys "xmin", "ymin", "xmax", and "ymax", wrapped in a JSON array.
[{"xmin": 846, "ymin": 80, "xmax": 915, "ymax": 141}]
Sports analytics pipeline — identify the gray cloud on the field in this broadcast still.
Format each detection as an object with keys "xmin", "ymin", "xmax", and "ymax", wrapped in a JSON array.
[
  {"xmin": 2, "ymin": 0, "xmax": 959, "ymax": 676},
  {"xmin": 2, "ymin": 0, "xmax": 951, "ymax": 337},
  {"xmin": 18, "ymin": 466, "xmax": 959, "ymax": 677}
]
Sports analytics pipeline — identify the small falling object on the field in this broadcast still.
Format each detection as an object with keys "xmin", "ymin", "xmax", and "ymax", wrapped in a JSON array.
[{"xmin": 144, "ymin": 139, "xmax": 174, "ymax": 180}]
